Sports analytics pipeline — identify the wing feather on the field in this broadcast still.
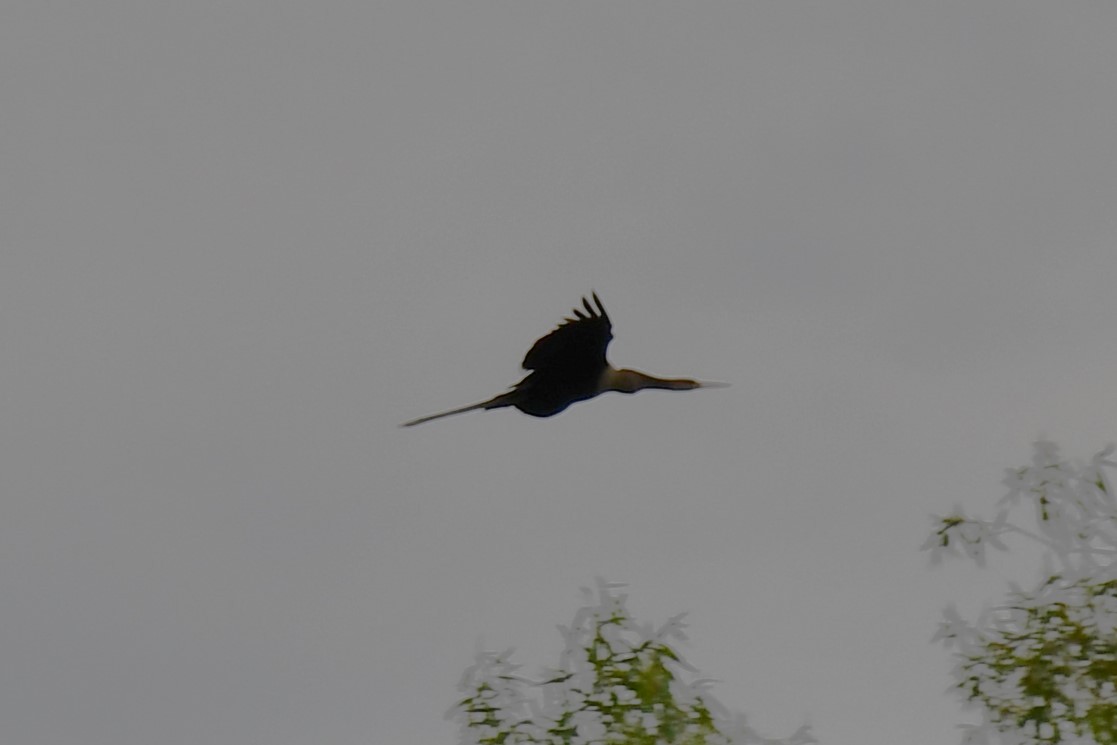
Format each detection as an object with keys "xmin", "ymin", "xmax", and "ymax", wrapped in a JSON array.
[{"xmin": 521, "ymin": 293, "xmax": 613, "ymax": 373}]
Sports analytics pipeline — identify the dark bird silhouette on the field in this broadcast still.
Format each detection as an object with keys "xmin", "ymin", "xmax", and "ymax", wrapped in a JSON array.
[{"xmin": 401, "ymin": 293, "xmax": 727, "ymax": 427}]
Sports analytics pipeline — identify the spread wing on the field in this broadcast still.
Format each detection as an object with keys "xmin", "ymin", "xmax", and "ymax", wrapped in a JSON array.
[{"xmin": 521, "ymin": 293, "xmax": 613, "ymax": 374}]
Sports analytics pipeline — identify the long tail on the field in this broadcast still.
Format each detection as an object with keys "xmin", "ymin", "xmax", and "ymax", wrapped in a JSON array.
[{"xmin": 400, "ymin": 391, "xmax": 518, "ymax": 427}]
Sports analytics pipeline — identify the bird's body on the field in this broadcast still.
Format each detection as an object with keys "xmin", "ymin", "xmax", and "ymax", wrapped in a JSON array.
[{"xmin": 402, "ymin": 293, "xmax": 725, "ymax": 427}]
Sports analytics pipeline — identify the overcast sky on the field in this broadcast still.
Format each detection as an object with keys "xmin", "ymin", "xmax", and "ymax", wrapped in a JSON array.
[{"xmin": 4, "ymin": 3, "xmax": 1117, "ymax": 744}]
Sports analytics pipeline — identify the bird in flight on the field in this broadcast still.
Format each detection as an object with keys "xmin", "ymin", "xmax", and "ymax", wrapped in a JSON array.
[{"xmin": 402, "ymin": 293, "xmax": 727, "ymax": 426}]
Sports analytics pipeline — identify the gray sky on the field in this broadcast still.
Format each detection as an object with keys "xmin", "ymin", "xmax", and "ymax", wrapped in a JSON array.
[{"xmin": 3, "ymin": 3, "xmax": 1117, "ymax": 744}]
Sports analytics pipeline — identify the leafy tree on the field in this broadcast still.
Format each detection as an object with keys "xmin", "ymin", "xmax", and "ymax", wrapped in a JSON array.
[
  {"xmin": 449, "ymin": 579, "xmax": 814, "ymax": 745},
  {"xmin": 926, "ymin": 442, "xmax": 1117, "ymax": 745}
]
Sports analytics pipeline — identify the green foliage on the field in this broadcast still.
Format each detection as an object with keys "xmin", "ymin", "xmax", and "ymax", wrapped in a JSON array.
[
  {"xmin": 928, "ymin": 443, "xmax": 1117, "ymax": 745},
  {"xmin": 450, "ymin": 581, "xmax": 812, "ymax": 745},
  {"xmin": 958, "ymin": 579, "xmax": 1117, "ymax": 744}
]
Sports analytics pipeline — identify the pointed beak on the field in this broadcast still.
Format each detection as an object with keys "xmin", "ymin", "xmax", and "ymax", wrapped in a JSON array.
[{"xmin": 695, "ymin": 381, "xmax": 731, "ymax": 389}]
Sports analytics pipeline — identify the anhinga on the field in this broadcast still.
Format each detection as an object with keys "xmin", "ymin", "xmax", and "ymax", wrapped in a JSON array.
[{"xmin": 402, "ymin": 293, "xmax": 727, "ymax": 427}]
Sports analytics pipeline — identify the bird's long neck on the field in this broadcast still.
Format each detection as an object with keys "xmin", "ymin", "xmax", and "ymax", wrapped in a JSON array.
[{"xmin": 602, "ymin": 367, "xmax": 700, "ymax": 393}]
